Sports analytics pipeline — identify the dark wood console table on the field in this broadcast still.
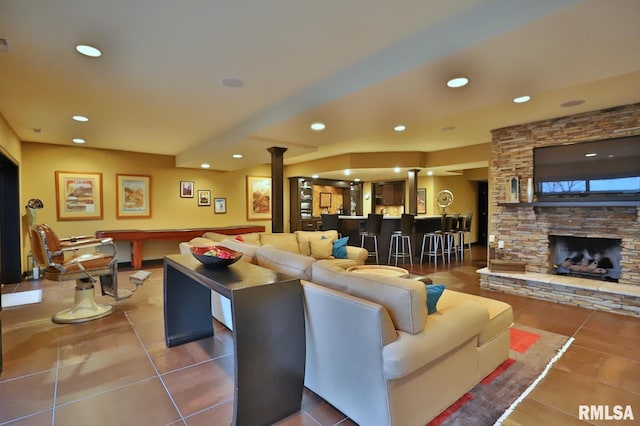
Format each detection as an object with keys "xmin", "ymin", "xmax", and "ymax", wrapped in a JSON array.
[
  {"xmin": 163, "ymin": 254, "xmax": 305, "ymax": 426},
  {"xmin": 96, "ymin": 226, "xmax": 264, "ymax": 269}
]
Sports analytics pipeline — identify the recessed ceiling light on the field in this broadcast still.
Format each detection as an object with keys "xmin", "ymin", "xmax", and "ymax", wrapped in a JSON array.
[
  {"xmin": 72, "ymin": 115, "xmax": 88, "ymax": 122},
  {"xmin": 220, "ymin": 77, "xmax": 244, "ymax": 88},
  {"xmin": 72, "ymin": 138, "xmax": 86, "ymax": 144},
  {"xmin": 585, "ymin": 152, "xmax": 597, "ymax": 158},
  {"xmin": 311, "ymin": 174, "xmax": 319, "ymax": 179},
  {"xmin": 446, "ymin": 77, "xmax": 469, "ymax": 88},
  {"xmin": 513, "ymin": 95, "xmax": 531, "ymax": 104},
  {"xmin": 232, "ymin": 154, "xmax": 243, "ymax": 159},
  {"xmin": 354, "ymin": 178, "xmax": 361, "ymax": 182},
  {"xmin": 394, "ymin": 125, "xmax": 406, "ymax": 132},
  {"xmin": 427, "ymin": 171, "xmax": 434, "ymax": 176},
  {"xmin": 310, "ymin": 122, "xmax": 326, "ymax": 131},
  {"xmin": 393, "ymin": 167, "xmax": 401, "ymax": 173},
  {"xmin": 344, "ymin": 169, "xmax": 351, "ymax": 176},
  {"xmin": 561, "ymin": 99, "xmax": 585, "ymax": 107},
  {"xmin": 200, "ymin": 163, "xmax": 210, "ymax": 168},
  {"xmin": 75, "ymin": 44, "xmax": 102, "ymax": 57}
]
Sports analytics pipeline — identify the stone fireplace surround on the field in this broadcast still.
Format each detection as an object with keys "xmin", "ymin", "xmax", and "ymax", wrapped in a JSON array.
[{"xmin": 480, "ymin": 103, "xmax": 640, "ymax": 317}]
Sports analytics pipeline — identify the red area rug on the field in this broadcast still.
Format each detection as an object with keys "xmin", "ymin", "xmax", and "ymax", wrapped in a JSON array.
[{"xmin": 427, "ymin": 324, "xmax": 573, "ymax": 426}]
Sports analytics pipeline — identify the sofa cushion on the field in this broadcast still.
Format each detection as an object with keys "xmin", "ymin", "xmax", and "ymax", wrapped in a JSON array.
[
  {"xmin": 187, "ymin": 237, "xmax": 218, "ymax": 247},
  {"xmin": 256, "ymin": 244, "xmax": 314, "ymax": 280},
  {"xmin": 426, "ymin": 284, "xmax": 445, "ymax": 314},
  {"xmin": 332, "ymin": 236, "xmax": 349, "ymax": 259},
  {"xmin": 295, "ymin": 230, "xmax": 339, "ymax": 256},
  {"xmin": 311, "ymin": 260, "xmax": 427, "ymax": 334},
  {"xmin": 259, "ymin": 233, "xmax": 300, "ymax": 253},
  {"xmin": 310, "ymin": 237, "xmax": 334, "ymax": 259},
  {"xmin": 438, "ymin": 290, "xmax": 513, "ymax": 346},
  {"xmin": 382, "ymin": 300, "xmax": 489, "ymax": 379},
  {"xmin": 202, "ymin": 231, "xmax": 261, "ymax": 245},
  {"xmin": 218, "ymin": 239, "xmax": 260, "ymax": 264}
]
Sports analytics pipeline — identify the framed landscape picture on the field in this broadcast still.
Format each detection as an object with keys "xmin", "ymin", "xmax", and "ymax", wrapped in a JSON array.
[
  {"xmin": 116, "ymin": 174, "xmax": 152, "ymax": 218},
  {"xmin": 246, "ymin": 176, "xmax": 271, "ymax": 220},
  {"xmin": 55, "ymin": 171, "xmax": 104, "ymax": 221}
]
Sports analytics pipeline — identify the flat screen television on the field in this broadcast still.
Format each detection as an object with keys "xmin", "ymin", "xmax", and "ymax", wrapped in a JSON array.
[{"xmin": 533, "ymin": 135, "xmax": 640, "ymax": 201}]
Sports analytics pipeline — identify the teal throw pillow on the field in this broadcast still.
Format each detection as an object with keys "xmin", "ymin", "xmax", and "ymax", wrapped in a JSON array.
[
  {"xmin": 332, "ymin": 236, "xmax": 349, "ymax": 259},
  {"xmin": 426, "ymin": 284, "xmax": 445, "ymax": 314}
]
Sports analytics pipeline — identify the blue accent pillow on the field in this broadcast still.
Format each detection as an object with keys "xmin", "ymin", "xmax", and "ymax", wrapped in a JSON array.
[
  {"xmin": 426, "ymin": 284, "xmax": 445, "ymax": 314},
  {"xmin": 332, "ymin": 236, "xmax": 349, "ymax": 259}
]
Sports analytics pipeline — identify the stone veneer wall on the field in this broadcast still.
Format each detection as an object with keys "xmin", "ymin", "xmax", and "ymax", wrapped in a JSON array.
[{"xmin": 489, "ymin": 103, "xmax": 640, "ymax": 287}]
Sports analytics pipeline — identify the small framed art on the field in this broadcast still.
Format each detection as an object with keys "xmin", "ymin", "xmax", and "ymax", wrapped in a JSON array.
[
  {"xmin": 214, "ymin": 197, "xmax": 227, "ymax": 214},
  {"xmin": 319, "ymin": 192, "xmax": 332, "ymax": 208},
  {"xmin": 417, "ymin": 188, "xmax": 426, "ymax": 214},
  {"xmin": 198, "ymin": 190, "xmax": 211, "ymax": 206},
  {"xmin": 180, "ymin": 181, "xmax": 194, "ymax": 198}
]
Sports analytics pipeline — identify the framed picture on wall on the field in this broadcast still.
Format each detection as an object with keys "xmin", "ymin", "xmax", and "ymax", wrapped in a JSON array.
[
  {"xmin": 214, "ymin": 197, "xmax": 227, "ymax": 214},
  {"xmin": 246, "ymin": 176, "xmax": 271, "ymax": 220},
  {"xmin": 417, "ymin": 188, "xmax": 426, "ymax": 214},
  {"xmin": 55, "ymin": 171, "xmax": 104, "ymax": 221},
  {"xmin": 319, "ymin": 192, "xmax": 332, "ymax": 208},
  {"xmin": 116, "ymin": 174, "xmax": 152, "ymax": 218},
  {"xmin": 180, "ymin": 181, "xmax": 194, "ymax": 198},
  {"xmin": 197, "ymin": 190, "xmax": 211, "ymax": 206}
]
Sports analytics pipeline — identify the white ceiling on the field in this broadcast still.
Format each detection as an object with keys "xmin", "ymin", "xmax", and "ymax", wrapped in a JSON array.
[{"xmin": 1, "ymin": 0, "xmax": 639, "ymax": 180}]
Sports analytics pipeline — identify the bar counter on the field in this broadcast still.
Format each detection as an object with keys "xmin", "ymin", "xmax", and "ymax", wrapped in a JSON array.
[{"xmin": 338, "ymin": 215, "xmax": 443, "ymax": 263}]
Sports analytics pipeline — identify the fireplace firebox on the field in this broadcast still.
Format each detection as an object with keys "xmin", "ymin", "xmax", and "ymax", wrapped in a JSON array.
[{"xmin": 549, "ymin": 235, "xmax": 621, "ymax": 282}]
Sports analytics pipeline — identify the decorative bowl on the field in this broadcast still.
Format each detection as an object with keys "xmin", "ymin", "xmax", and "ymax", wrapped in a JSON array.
[{"xmin": 190, "ymin": 245, "xmax": 242, "ymax": 268}]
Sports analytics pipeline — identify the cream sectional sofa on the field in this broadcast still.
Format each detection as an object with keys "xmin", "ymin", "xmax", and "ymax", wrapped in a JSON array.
[
  {"xmin": 179, "ymin": 236, "xmax": 512, "ymax": 425},
  {"xmin": 178, "ymin": 230, "xmax": 368, "ymax": 328},
  {"xmin": 305, "ymin": 260, "xmax": 513, "ymax": 426},
  {"xmin": 179, "ymin": 229, "xmax": 368, "ymax": 265}
]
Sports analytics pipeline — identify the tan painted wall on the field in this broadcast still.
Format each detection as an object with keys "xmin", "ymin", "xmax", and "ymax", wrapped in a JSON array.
[{"xmin": 20, "ymin": 142, "xmax": 273, "ymax": 263}]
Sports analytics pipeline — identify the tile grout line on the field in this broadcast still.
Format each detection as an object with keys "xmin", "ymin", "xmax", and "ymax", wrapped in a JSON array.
[
  {"xmin": 51, "ymin": 340, "xmax": 61, "ymax": 425},
  {"xmin": 123, "ymin": 310, "xmax": 186, "ymax": 424}
]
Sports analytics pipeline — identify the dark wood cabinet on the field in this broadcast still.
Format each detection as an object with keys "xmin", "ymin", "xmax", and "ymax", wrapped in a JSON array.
[{"xmin": 373, "ymin": 181, "xmax": 405, "ymax": 206}]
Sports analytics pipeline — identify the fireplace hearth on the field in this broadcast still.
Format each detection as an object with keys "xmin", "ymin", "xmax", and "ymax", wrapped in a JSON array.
[{"xmin": 549, "ymin": 235, "xmax": 621, "ymax": 282}]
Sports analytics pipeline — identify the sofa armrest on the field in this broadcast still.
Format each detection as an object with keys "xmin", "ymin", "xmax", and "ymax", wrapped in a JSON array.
[
  {"xmin": 302, "ymin": 280, "xmax": 397, "ymax": 425},
  {"xmin": 178, "ymin": 237, "xmax": 217, "ymax": 255},
  {"xmin": 346, "ymin": 245, "xmax": 368, "ymax": 264}
]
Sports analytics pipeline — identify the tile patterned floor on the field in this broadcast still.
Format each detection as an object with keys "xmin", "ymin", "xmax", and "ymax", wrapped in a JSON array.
[{"xmin": 1, "ymin": 246, "xmax": 639, "ymax": 425}]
